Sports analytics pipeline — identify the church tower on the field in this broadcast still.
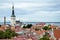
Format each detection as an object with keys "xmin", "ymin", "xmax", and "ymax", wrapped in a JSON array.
[{"xmin": 11, "ymin": 5, "xmax": 16, "ymax": 26}]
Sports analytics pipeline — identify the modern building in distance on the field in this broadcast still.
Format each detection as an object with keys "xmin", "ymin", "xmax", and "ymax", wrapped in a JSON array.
[
  {"xmin": 10, "ymin": 5, "xmax": 16, "ymax": 26},
  {"xmin": 4, "ymin": 16, "xmax": 6, "ymax": 25}
]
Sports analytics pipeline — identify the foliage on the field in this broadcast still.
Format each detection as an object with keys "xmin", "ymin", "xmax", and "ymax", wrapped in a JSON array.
[
  {"xmin": 23, "ymin": 24, "xmax": 32, "ymax": 28},
  {"xmin": 39, "ymin": 33, "xmax": 50, "ymax": 40},
  {"xmin": 0, "ymin": 31, "xmax": 4, "ymax": 39},
  {"xmin": 44, "ymin": 32, "xmax": 49, "ymax": 36},
  {"xmin": 39, "ymin": 36, "xmax": 50, "ymax": 40},
  {"xmin": 23, "ymin": 25, "xmax": 26, "ymax": 28},
  {"xmin": 0, "ymin": 25, "xmax": 1, "ymax": 27},
  {"xmin": 48, "ymin": 24, "xmax": 51, "ymax": 27},
  {"xmin": 39, "ymin": 32, "xmax": 50, "ymax": 40},
  {"xmin": 0, "ymin": 29, "xmax": 18, "ymax": 39},
  {"xmin": 43, "ymin": 26, "xmax": 51, "ymax": 30}
]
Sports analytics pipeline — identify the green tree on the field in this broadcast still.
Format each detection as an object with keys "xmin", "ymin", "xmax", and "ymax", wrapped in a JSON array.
[
  {"xmin": 26, "ymin": 24, "xmax": 32, "ymax": 28},
  {"xmin": 48, "ymin": 24, "xmax": 51, "ymax": 27},
  {"xmin": 43, "ymin": 26, "xmax": 51, "ymax": 30},
  {"xmin": 39, "ymin": 34, "xmax": 50, "ymax": 40},
  {"xmin": 23, "ymin": 24, "xmax": 32, "ymax": 28},
  {"xmin": 0, "ymin": 31, "xmax": 4, "ymax": 39},
  {"xmin": 39, "ymin": 36, "xmax": 50, "ymax": 40},
  {"xmin": 23, "ymin": 25, "xmax": 26, "ymax": 28},
  {"xmin": 0, "ymin": 29, "xmax": 18, "ymax": 39},
  {"xmin": 0, "ymin": 25, "xmax": 1, "ymax": 27},
  {"xmin": 39, "ymin": 32, "xmax": 50, "ymax": 40},
  {"xmin": 11, "ymin": 31, "xmax": 18, "ymax": 37}
]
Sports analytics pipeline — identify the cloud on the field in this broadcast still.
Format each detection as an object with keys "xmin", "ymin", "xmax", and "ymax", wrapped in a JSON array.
[
  {"xmin": 0, "ymin": 0, "xmax": 60, "ymax": 22},
  {"xmin": 0, "ymin": 2, "xmax": 57, "ymax": 9}
]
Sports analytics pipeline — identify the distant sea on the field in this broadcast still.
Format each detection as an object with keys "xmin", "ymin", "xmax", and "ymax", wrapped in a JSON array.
[{"xmin": 0, "ymin": 22, "xmax": 60, "ymax": 26}]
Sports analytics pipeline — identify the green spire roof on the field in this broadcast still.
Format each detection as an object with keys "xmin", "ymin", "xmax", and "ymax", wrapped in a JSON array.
[{"xmin": 11, "ymin": 5, "xmax": 15, "ymax": 17}]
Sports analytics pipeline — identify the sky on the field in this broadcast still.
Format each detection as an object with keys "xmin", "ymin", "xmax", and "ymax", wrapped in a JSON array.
[{"xmin": 0, "ymin": 0, "xmax": 60, "ymax": 22}]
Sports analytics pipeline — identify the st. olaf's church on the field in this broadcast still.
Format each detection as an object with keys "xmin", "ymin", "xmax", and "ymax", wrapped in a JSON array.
[
  {"xmin": 10, "ymin": 5, "xmax": 22, "ymax": 26},
  {"xmin": 11, "ymin": 5, "xmax": 16, "ymax": 26}
]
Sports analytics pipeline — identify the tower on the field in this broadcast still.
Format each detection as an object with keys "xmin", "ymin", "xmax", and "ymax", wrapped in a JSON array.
[
  {"xmin": 4, "ymin": 16, "xmax": 6, "ymax": 25},
  {"xmin": 11, "ymin": 5, "xmax": 16, "ymax": 26}
]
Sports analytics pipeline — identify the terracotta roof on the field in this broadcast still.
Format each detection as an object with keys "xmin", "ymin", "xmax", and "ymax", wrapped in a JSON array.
[
  {"xmin": 13, "ymin": 35, "xmax": 37, "ymax": 40},
  {"xmin": 50, "ymin": 38, "xmax": 54, "ymax": 40},
  {"xmin": 11, "ymin": 27, "xmax": 15, "ymax": 31},
  {"xmin": 0, "ymin": 28, "xmax": 4, "ymax": 31},
  {"xmin": 35, "ymin": 30, "xmax": 45, "ymax": 35},
  {"xmin": 36, "ymin": 22, "xmax": 45, "ymax": 25},
  {"xmin": 54, "ymin": 29, "xmax": 60, "ymax": 39},
  {"xmin": 49, "ymin": 25, "xmax": 56, "ymax": 28},
  {"xmin": 1, "ymin": 25, "xmax": 6, "ymax": 29}
]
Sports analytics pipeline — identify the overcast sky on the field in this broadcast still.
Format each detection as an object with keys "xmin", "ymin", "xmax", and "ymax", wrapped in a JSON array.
[{"xmin": 0, "ymin": 0, "xmax": 60, "ymax": 22}]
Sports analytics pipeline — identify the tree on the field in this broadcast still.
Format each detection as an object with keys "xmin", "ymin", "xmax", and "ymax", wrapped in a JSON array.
[
  {"xmin": 0, "ymin": 25, "xmax": 1, "ymax": 27},
  {"xmin": 43, "ymin": 26, "xmax": 51, "ymax": 30},
  {"xmin": 11, "ymin": 31, "xmax": 18, "ymax": 37},
  {"xmin": 39, "ymin": 32, "xmax": 50, "ymax": 40},
  {"xmin": 23, "ymin": 25, "xmax": 26, "ymax": 28},
  {"xmin": 0, "ymin": 29, "xmax": 18, "ymax": 39},
  {"xmin": 0, "ymin": 31, "xmax": 4, "ymax": 39},
  {"xmin": 48, "ymin": 24, "xmax": 51, "ymax": 27},
  {"xmin": 39, "ymin": 34, "xmax": 50, "ymax": 40},
  {"xmin": 23, "ymin": 24, "xmax": 32, "ymax": 28},
  {"xmin": 26, "ymin": 24, "xmax": 32, "ymax": 28},
  {"xmin": 39, "ymin": 36, "xmax": 50, "ymax": 40}
]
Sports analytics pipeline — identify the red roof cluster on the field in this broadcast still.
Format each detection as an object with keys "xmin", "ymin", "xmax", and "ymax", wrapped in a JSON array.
[
  {"xmin": 54, "ymin": 29, "xmax": 60, "ymax": 39},
  {"xmin": 13, "ymin": 34, "xmax": 38, "ymax": 40}
]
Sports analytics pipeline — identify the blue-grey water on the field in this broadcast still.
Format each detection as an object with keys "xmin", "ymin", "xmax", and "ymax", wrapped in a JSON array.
[
  {"xmin": 24, "ymin": 22, "xmax": 60, "ymax": 26},
  {"xmin": 0, "ymin": 22, "xmax": 60, "ymax": 26}
]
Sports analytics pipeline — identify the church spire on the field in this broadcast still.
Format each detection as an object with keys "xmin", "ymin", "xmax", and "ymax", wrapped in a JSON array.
[{"xmin": 11, "ymin": 5, "xmax": 15, "ymax": 17}]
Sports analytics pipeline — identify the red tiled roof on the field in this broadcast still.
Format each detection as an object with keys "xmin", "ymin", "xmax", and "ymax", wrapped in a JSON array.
[
  {"xmin": 35, "ymin": 30, "xmax": 45, "ymax": 35},
  {"xmin": 54, "ymin": 29, "xmax": 60, "ymax": 39},
  {"xmin": 36, "ymin": 22, "xmax": 45, "ymax": 25},
  {"xmin": 0, "ymin": 28, "xmax": 4, "ymax": 31},
  {"xmin": 49, "ymin": 25, "xmax": 56, "ymax": 28},
  {"xmin": 50, "ymin": 38, "xmax": 54, "ymax": 40},
  {"xmin": 11, "ymin": 27, "xmax": 15, "ymax": 31},
  {"xmin": 13, "ymin": 35, "xmax": 37, "ymax": 40}
]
